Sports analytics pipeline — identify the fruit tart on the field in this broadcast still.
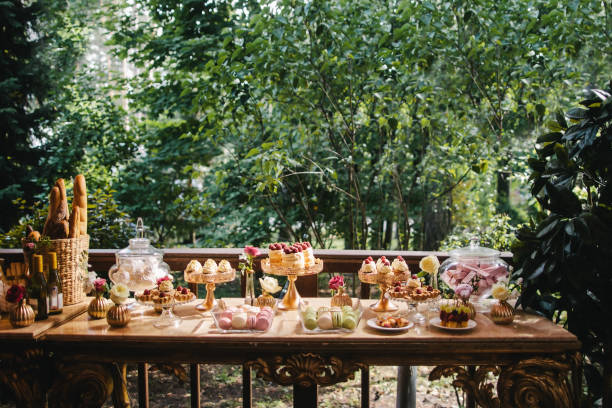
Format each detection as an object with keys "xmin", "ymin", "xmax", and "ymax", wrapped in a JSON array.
[
  {"xmin": 439, "ymin": 303, "xmax": 471, "ymax": 328},
  {"xmin": 136, "ymin": 288, "xmax": 154, "ymax": 302},
  {"xmin": 153, "ymin": 291, "xmax": 173, "ymax": 305},
  {"xmin": 174, "ymin": 286, "xmax": 193, "ymax": 302}
]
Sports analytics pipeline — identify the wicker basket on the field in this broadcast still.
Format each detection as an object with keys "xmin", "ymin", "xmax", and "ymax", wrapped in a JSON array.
[{"xmin": 50, "ymin": 235, "xmax": 89, "ymax": 305}]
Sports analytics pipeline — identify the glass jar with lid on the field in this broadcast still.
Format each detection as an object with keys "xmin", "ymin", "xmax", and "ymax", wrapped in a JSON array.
[
  {"xmin": 439, "ymin": 239, "xmax": 509, "ymax": 300},
  {"xmin": 108, "ymin": 218, "xmax": 170, "ymax": 292}
]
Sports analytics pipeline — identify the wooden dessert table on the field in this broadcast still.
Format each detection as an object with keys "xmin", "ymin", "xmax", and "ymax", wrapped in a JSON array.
[
  {"xmin": 0, "ymin": 301, "xmax": 89, "ymax": 408},
  {"xmin": 35, "ymin": 298, "xmax": 581, "ymax": 408}
]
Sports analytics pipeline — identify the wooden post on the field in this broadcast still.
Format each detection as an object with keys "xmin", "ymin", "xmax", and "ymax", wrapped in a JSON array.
[
  {"xmin": 396, "ymin": 366, "xmax": 416, "ymax": 408},
  {"xmin": 293, "ymin": 384, "xmax": 317, "ymax": 408},
  {"xmin": 242, "ymin": 365, "xmax": 252, "ymax": 408},
  {"xmin": 190, "ymin": 364, "xmax": 200, "ymax": 408},
  {"xmin": 137, "ymin": 363, "xmax": 149, "ymax": 408},
  {"xmin": 361, "ymin": 366, "xmax": 370, "ymax": 408}
]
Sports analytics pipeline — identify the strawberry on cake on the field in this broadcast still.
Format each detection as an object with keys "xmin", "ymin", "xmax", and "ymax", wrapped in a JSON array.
[
  {"xmin": 268, "ymin": 243, "xmax": 285, "ymax": 265},
  {"xmin": 282, "ymin": 245, "xmax": 305, "ymax": 269}
]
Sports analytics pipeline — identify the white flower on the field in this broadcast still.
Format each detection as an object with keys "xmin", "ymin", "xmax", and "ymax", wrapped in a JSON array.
[
  {"xmin": 84, "ymin": 271, "xmax": 98, "ymax": 294},
  {"xmin": 110, "ymin": 283, "xmax": 130, "ymax": 305},
  {"xmin": 259, "ymin": 276, "xmax": 282, "ymax": 294},
  {"xmin": 419, "ymin": 255, "xmax": 440, "ymax": 274},
  {"xmin": 491, "ymin": 282, "xmax": 510, "ymax": 301}
]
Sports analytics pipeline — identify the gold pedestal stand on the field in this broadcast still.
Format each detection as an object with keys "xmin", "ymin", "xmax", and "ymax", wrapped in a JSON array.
[
  {"xmin": 184, "ymin": 269, "xmax": 236, "ymax": 312},
  {"xmin": 358, "ymin": 269, "xmax": 409, "ymax": 313},
  {"xmin": 261, "ymin": 258, "xmax": 324, "ymax": 310}
]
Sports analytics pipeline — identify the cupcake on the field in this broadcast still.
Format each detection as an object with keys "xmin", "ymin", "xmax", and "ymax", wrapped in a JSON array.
[
  {"xmin": 218, "ymin": 259, "xmax": 232, "ymax": 273},
  {"xmin": 361, "ymin": 257, "xmax": 376, "ymax": 273},
  {"xmin": 392, "ymin": 256, "xmax": 409, "ymax": 274},
  {"xmin": 268, "ymin": 243, "xmax": 284, "ymax": 265},
  {"xmin": 379, "ymin": 258, "xmax": 392, "ymax": 275},
  {"xmin": 281, "ymin": 245, "xmax": 305, "ymax": 269},
  {"xmin": 202, "ymin": 259, "xmax": 218, "ymax": 274},
  {"xmin": 376, "ymin": 256, "xmax": 388, "ymax": 273}
]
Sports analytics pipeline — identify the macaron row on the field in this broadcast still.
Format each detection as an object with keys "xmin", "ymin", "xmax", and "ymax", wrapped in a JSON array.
[
  {"xmin": 215, "ymin": 305, "xmax": 274, "ymax": 331},
  {"xmin": 302, "ymin": 305, "xmax": 359, "ymax": 331}
]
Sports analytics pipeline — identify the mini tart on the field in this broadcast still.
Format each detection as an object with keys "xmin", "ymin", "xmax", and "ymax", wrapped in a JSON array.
[
  {"xmin": 202, "ymin": 259, "xmax": 217, "ymax": 274},
  {"xmin": 153, "ymin": 293, "xmax": 173, "ymax": 305},
  {"xmin": 217, "ymin": 259, "xmax": 232, "ymax": 273},
  {"xmin": 410, "ymin": 291, "xmax": 430, "ymax": 301},
  {"xmin": 136, "ymin": 292, "xmax": 153, "ymax": 302},
  {"xmin": 174, "ymin": 289, "xmax": 193, "ymax": 302}
]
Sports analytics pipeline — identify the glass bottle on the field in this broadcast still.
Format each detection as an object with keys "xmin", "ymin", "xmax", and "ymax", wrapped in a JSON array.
[
  {"xmin": 46, "ymin": 252, "xmax": 63, "ymax": 314},
  {"xmin": 28, "ymin": 254, "xmax": 48, "ymax": 320}
]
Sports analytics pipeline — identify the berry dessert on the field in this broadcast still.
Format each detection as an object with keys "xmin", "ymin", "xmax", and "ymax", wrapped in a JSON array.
[
  {"xmin": 268, "ymin": 243, "xmax": 285, "ymax": 265},
  {"xmin": 375, "ymin": 256, "xmax": 388, "ymax": 273},
  {"xmin": 439, "ymin": 303, "xmax": 471, "ymax": 328},
  {"xmin": 392, "ymin": 256, "xmax": 410, "ymax": 274},
  {"xmin": 378, "ymin": 258, "xmax": 392, "ymax": 275},
  {"xmin": 153, "ymin": 291, "xmax": 173, "ymax": 305},
  {"xmin": 174, "ymin": 286, "xmax": 194, "ymax": 302},
  {"xmin": 361, "ymin": 256, "xmax": 376, "ymax": 273},
  {"xmin": 281, "ymin": 245, "xmax": 305, "ymax": 269},
  {"xmin": 300, "ymin": 242, "xmax": 315, "ymax": 267}
]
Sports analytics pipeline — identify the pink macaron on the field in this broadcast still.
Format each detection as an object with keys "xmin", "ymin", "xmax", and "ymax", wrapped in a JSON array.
[{"xmin": 218, "ymin": 317, "xmax": 232, "ymax": 330}]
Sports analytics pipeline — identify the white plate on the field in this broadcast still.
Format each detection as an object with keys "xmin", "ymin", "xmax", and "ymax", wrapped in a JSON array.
[
  {"xmin": 429, "ymin": 317, "xmax": 477, "ymax": 331},
  {"xmin": 366, "ymin": 318, "xmax": 414, "ymax": 332}
]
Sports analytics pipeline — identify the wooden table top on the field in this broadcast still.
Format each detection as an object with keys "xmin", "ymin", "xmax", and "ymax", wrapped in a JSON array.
[
  {"xmin": 43, "ymin": 298, "xmax": 579, "ymax": 361},
  {"xmin": 0, "ymin": 300, "xmax": 89, "ymax": 341}
]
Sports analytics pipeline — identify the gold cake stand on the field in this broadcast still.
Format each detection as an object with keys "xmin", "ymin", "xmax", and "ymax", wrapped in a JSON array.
[
  {"xmin": 358, "ymin": 269, "xmax": 409, "ymax": 313},
  {"xmin": 184, "ymin": 269, "xmax": 236, "ymax": 312},
  {"xmin": 261, "ymin": 258, "xmax": 324, "ymax": 310}
]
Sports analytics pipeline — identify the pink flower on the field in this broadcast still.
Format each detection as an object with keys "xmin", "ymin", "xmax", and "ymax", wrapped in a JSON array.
[
  {"xmin": 6, "ymin": 285, "xmax": 26, "ymax": 303},
  {"xmin": 26, "ymin": 242, "xmax": 35, "ymax": 249},
  {"xmin": 244, "ymin": 246, "xmax": 261, "ymax": 257},
  {"xmin": 93, "ymin": 278, "xmax": 107, "ymax": 293},
  {"xmin": 455, "ymin": 283, "xmax": 473, "ymax": 299},
  {"xmin": 329, "ymin": 275, "xmax": 345, "ymax": 291}
]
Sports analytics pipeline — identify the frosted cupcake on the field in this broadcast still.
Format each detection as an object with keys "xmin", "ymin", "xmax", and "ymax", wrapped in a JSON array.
[
  {"xmin": 218, "ymin": 259, "xmax": 232, "ymax": 273},
  {"xmin": 392, "ymin": 256, "xmax": 409, "ymax": 274},
  {"xmin": 361, "ymin": 257, "xmax": 376, "ymax": 273},
  {"xmin": 202, "ymin": 259, "xmax": 218, "ymax": 274}
]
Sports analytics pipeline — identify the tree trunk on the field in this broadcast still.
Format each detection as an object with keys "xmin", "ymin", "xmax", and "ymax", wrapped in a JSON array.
[{"xmin": 496, "ymin": 169, "xmax": 510, "ymax": 214}]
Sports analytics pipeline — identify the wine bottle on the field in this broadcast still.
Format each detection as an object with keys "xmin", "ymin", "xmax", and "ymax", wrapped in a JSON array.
[
  {"xmin": 46, "ymin": 252, "xmax": 63, "ymax": 314},
  {"xmin": 28, "ymin": 254, "xmax": 48, "ymax": 320}
]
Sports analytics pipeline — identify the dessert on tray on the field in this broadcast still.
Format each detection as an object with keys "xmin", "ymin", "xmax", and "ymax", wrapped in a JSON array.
[
  {"xmin": 212, "ymin": 304, "xmax": 274, "ymax": 332},
  {"xmin": 174, "ymin": 286, "xmax": 194, "ymax": 302},
  {"xmin": 376, "ymin": 314, "xmax": 411, "ymax": 328},
  {"xmin": 361, "ymin": 256, "xmax": 376, "ymax": 273},
  {"xmin": 183, "ymin": 258, "xmax": 236, "ymax": 284},
  {"xmin": 439, "ymin": 302, "xmax": 471, "ymax": 328},
  {"xmin": 281, "ymin": 245, "xmax": 305, "ymax": 268},
  {"xmin": 203, "ymin": 259, "xmax": 218, "ymax": 274},
  {"xmin": 268, "ymin": 243, "xmax": 286, "ymax": 265},
  {"xmin": 392, "ymin": 256, "xmax": 410, "ymax": 275},
  {"xmin": 300, "ymin": 301, "xmax": 361, "ymax": 332}
]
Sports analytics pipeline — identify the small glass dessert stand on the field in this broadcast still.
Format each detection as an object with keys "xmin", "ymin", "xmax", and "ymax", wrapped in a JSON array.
[
  {"xmin": 261, "ymin": 258, "xmax": 324, "ymax": 310},
  {"xmin": 136, "ymin": 294, "xmax": 196, "ymax": 328},
  {"xmin": 358, "ymin": 269, "xmax": 409, "ymax": 313},
  {"xmin": 184, "ymin": 269, "xmax": 236, "ymax": 312}
]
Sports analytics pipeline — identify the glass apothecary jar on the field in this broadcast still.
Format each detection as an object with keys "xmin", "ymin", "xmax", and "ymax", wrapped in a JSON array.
[
  {"xmin": 439, "ymin": 239, "xmax": 509, "ymax": 300},
  {"xmin": 108, "ymin": 218, "xmax": 170, "ymax": 292}
]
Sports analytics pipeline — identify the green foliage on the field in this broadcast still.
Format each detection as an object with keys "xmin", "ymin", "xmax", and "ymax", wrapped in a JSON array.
[
  {"xmin": 513, "ymin": 82, "xmax": 612, "ymax": 405},
  {"xmin": 440, "ymin": 214, "xmax": 518, "ymax": 252},
  {"xmin": 0, "ymin": 186, "xmax": 133, "ymax": 249}
]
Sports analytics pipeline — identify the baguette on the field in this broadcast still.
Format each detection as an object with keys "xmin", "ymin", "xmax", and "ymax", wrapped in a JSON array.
[
  {"xmin": 42, "ymin": 185, "xmax": 69, "ymax": 239},
  {"xmin": 74, "ymin": 174, "xmax": 87, "ymax": 235},
  {"xmin": 55, "ymin": 178, "xmax": 69, "ymax": 223},
  {"xmin": 68, "ymin": 202, "xmax": 80, "ymax": 238}
]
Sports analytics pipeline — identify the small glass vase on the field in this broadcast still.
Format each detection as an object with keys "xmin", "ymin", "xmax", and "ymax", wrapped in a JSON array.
[
  {"xmin": 88, "ymin": 294, "xmax": 110, "ymax": 319},
  {"xmin": 490, "ymin": 299, "xmax": 514, "ymax": 325},
  {"xmin": 244, "ymin": 269, "xmax": 256, "ymax": 306},
  {"xmin": 10, "ymin": 299, "xmax": 35, "ymax": 328}
]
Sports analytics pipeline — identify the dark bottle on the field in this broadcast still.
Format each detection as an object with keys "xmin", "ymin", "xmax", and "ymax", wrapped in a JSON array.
[
  {"xmin": 28, "ymin": 254, "xmax": 48, "ymax": 320},
  {"xmin": 46, "ymin": 252, "xmax": 63, "ymax": 314}
]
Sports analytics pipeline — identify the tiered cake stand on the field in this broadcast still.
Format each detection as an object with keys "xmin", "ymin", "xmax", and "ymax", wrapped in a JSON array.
[
  {"xmin": 136, "ymin": 295, "xmax": 196, "ymax": 328},
  {"xmin": 358, "ymin": 269, "xmax": 409, "ymax": 313},
  {"xmin": 184, "ymin": 269, "xmax": 236, "ymax": 311},
  {"xmin": 261, "ymin": 258, "xmax": 324, "ymax": 310}
]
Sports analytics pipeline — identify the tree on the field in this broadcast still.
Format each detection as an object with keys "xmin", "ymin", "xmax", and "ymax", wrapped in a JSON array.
[{"xmin": 513, "ymin": 82, "xmax": 612, "ymax": 405}]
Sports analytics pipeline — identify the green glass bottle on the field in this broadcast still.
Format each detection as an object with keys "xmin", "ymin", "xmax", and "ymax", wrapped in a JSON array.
[
  {"xmin": 46, "ymin": 252, "xmax": 63, "ymax": 314},
  {"xmin": 28, "ymin": 254, "xmax": 48, "ymax": 320}
]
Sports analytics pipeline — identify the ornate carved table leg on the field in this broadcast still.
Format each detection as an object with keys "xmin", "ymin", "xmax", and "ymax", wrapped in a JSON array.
[
  {"xmin": 429, "ymin": 365, "xmax": 501, "ymax": 408},
  {"xmin": 0, "ymin": 348, "xmax": 47, "ymax": 408},
  {"xmin": 430, "ymin": 353, "xmax": 581, "ymax": 408},
  {"xmin": 48, "ymin": 362, "xmax": 130, "ymax": 408},
  {"xmin": 246, "ymin": 353, "xmax": 366, "ymax": 408},
  {"xmin": 498, "ymin": 355, "xmax": 577, "ymax": 408}
]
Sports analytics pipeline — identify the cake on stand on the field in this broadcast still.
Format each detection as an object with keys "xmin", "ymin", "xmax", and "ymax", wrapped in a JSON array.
[
  {"xmin": 184, "ymin": 268, "xmax": 236, "ymax": 312},
  {"xmin": 358, "ymin": 268, "xmax": 409, "ymax": 313},
  {"xmin": 261, "ymin": 259, "xmax": 323, "ymax": 310}
]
